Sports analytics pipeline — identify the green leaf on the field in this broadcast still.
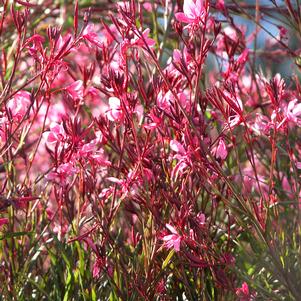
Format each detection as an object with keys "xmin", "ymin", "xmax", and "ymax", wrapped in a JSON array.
[
  {"xmin": 162, "ymin": 249, "xmax": 175, "ymax": 269},
  {"xmin": 0, "ymin": 231, "xmax": 33, "ymax": 240}
]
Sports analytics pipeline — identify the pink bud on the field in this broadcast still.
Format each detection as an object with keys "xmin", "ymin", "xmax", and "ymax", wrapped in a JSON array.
[{"xmin": 215, "ymin": 138, "xmax": 227, "ymax": 160}]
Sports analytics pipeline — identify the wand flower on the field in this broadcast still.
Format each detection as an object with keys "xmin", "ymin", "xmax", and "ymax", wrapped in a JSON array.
[
  {"xmin": 175, "ymin": 0, "xmax": 206, "ymax": 27},
  {"xmin": 162, "ymin": 224, "xmax": 182, "ymax": 252}
]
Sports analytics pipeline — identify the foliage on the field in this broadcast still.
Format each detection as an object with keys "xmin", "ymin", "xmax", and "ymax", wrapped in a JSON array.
[{"xmin": 0, "ymin": 0, "xmax": 301, "ymax": 300}]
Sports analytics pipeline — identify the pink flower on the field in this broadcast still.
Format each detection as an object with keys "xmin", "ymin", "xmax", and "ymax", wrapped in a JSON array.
[
  {"xmin": 82, "ymin": 24, "xmax": 103, "ymax": 48},
  {"xmin": 175, "ymin": 0, "xmax": 205, "ymax": 25},
  {"xmin": 55, "ymin": 34, "xmax": 73, "ymax": 56},
  {"xmin": 171, "ymin": 48, "xmax": 194, "ymax": 74},
  {"xmin": 143, "ymin": 2, "xmax": 153, "ymax": 12},
  {"xmin": 120, "ymin": 28, "xmax": 155, "ymax": 64},
  {"xmin": 107, "ymin": 170, "xmax": 139, "ymax": 197},
  {"xmin": 214, "ymin": 138, "xmax": 227, "ymax": 160},
  {"xmin": 65, "ymin": 80, "xmax": 84, "ymax": 100},
  {"xmin": 236, "ymin": 282, "xmax": 255, "ymax": 301},
  {"xmin": 46, "ymin": 162, "xmax": 78, "ymax": 184},
  {"xmin": 196, "ymin": 212, "xmax": 206, "ymax": 226},
  {"xmin": 216, "ymin": 0, "xmax": 225, "ymax": 10},
  {"xmin": 45, "ymin": 122, "xmax": 66, "ymax": 145},
  {"xmin": 143, "ymin": 109, "xmax": 162, "ymax": 130},
  {"xmin": 277, "ymin": 26, "xmax": 288, "ymax": 42},
  {"xmin": 78, "ymin": 141, "xmax": 111, "ymax": 167},
  {"xmin": 170, "ymin": 139, "xmax": 191, "ymax": 180},
  {"xmin": 106, "ymin": 97, "xmax": 125, "ymax": 122},
  {"xmin": 7, "ymin": 91, "xmax": 31, "ymax": 121},
  {"xmin": 286, "ymin": 99, "xmax": 301, "ymax": 126},
  {"xmin": 92, "ymin": 257, "xmax": 106, "ymax": 279},
  {"xmin": 170, "ymin": 139, "xmax": 186, "ymax": 154},
  {"xmin": 162, "ymin": 224, "xmax": 182, "ymax": 252},
  {"xmin": 250, "ymin": 113, "xmax": 271, "ymax": 136},
  {"xmin": 131, "ymin": 28, "xmax": 155, "ymax": 48}
]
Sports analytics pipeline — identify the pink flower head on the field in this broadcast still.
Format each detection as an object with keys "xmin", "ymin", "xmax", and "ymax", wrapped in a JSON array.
[
  {"xmin": 170, "ymin": 139, "xmax": 186, "ymax": 155},
  {"xmin": 107, "ymin": 174, "xmax": 138, "ymax": 198},
  {"xmin": 236, "ymin": 282, "xmax": 254, "ymax": 301},
  {"xmin": 46, "ymin": 162, "xmax": 78, "ymax": 184},
  {"xmin": 82, "ymin": 24, "xmax": 103, "ymax": 48},
  {"xmin": 277, "ymin": 26, "xmax": 288, "ymax": 41},
  {"xmin": 216, "ymin": 0, "xmax": 225, "ymax": 10},
  {"xmin": 131, "ymin": 28, "xmax": 155, "ymax": 48},
  {"xmin": 7, "ymin": 91, "xmax": 31, "ymax": 121},
  {"xmin": 106, "ymin": 97, "xmax": 125, "ymax": 122},
  {"xmin": 162, "ymin": 224, "xmax": 182, "ymax": 252},
  {"xmin": 78, "ymin": 140, "xmax": 97, "ymax": 157},
  {"xmin": 286, "ymin": 99, "xmax": 301, "ymax": 126},
  {"xmin": 196, "ymin": 212, "xmax": 206, "ymax": 226},
  {"xmin": 45, "ymin": 122, "xmax": 66, "ymax": 145},
  {"xmin": 65, "ymin": 80, "xmax": 84, "ymax": 100},
  {"xmin": 92, "ymin": 257, "xmax": 106, "ymax": 279},
  {"xmin": 143, "ymin": 2, "xmax": 152, "ymax": 12},
  {"xmin": 172, "ymin": 47, "xmax": 194, "ymax": 73},
  {"xmin": 175, "ymin": 0, "xmax": 205, "ymax": 25},
  {"xmin": 250, "ymin": 113, "xmax": 271, "ymax": 136}
]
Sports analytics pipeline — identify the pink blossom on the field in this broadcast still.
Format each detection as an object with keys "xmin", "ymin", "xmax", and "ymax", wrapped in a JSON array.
[
  {"xmin": 286, "ymin": 99, "xmax": 301, "ymax": 126},
  {"xmin": 157, "ymin": 91, "xmax": 173, "ymax": 112},
  {"xmin": 172, "ymin": 47, "xmax": 194, "ymax": 73},
  {"xmin": 236, "ymin": 282, "xmax": 255, "ymax": 301},
  {"xmin": 250, "ymin": 113, "xmax": 271, "ymax": 136},
  {"xmin": 46, "ymin": 162, "xmax": 78, "ymax": 184},
  {"xmin": 162, "ymin": 224, "xmax": 182, "ymax": 252},
  {"xmin": 7, "ymin": 91, "xmax": 31, "ymax": 121},
  {"xmin": 119, "ymin": 28, "xmax": 155, "ymax": 64},
  {"xmin": 78, "ymin": 141, "xmax": 96, "ymax": 156},
  {"xmin": 106, "ymin": 97, "xmax": 125, "ymax": 122},
  {"xmin": 175, "ymin": 0, "xmax": 205, "ymax": 25},
  {"xmin": 92, "ymin": 257, "xmax": 106, "ymax": 279},
  {"xmin": 78, "ymin": 141, "xmax": 111, "ymax": 167},
  {"xmin": 25, "ymin": 34, "xmax": 44, "ymax": 59},
  {"xmin": 277, "ymin": 26, "xmax": 288, "ymax": 42},
  {"xmin": 107, "ymin": 171, "xmax": 139, "ymax": 197},
  {"xmin": 52, "ymin": 223, "xmax": 69, "ymax": 241},
  {"xmin": 197, "ymin": 212, "xmax": 206, "ymax": 226},
  {"xmin": 214, "ymin": 138, "xmax": 227, "ymax": 160},
  {"xmin": 227, "ymin": 114, "xmax": 242, "ymax": 130},
  {"xmin": 54, "ymin": 33, "xmax": 73, "ymax": 58},
  {"xmin": 170, "ymin": 139, "xmax": 191, "ymax": 179},
  {"xmin": 143, "ymin": 109, "xmax": 162, "ymax": 130},
  {"xmin": 82, "ymin": 24, "xmax": 103, "ymax": 48},
  {"xmin": 92, "ymin": 152, "xmax": 112, "ymax": 167},
  {"xmin": 131, "ymin": 28, "xmax": 155, "ymax": 48},
  {"xmin": 45, "ymin": 122, "xmax": 66, "ymax": 145},
  {"xmin": 216, "ymin": 0, "xmax": 225, "ymax": 10},
  {"xmin": 143, "ymin": 2, "xmax": 152, "ymax": 12},
  {"xmin": 170, "ymin": 140, "xmax": 186, "ymax": 154},
  {"xmin": 65, "ymin": 80, "xmax": 84, "ymax": 100}
]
